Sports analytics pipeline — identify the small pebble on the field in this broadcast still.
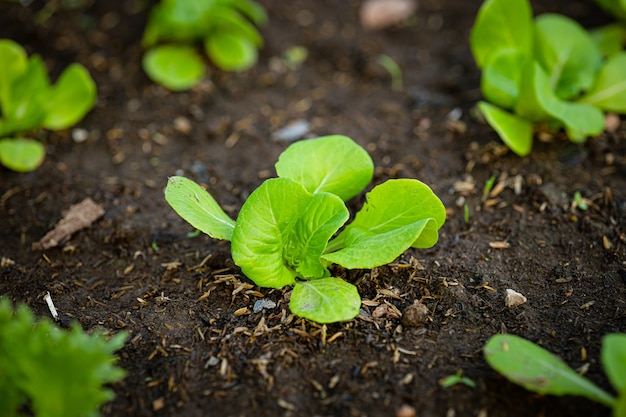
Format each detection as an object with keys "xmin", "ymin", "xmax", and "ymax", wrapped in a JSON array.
[
  {"xmin": 253, "ymin": 299, "xmax": 277, "ymax": 313},
  {"xmin": 271, "ymin": 119, "xmax": 310, "ymax": 142},
  {"xmin": 396, "ymin": 404, "xmax": 417, "ymax": 417},
  {"xmin": 505, "ymin": 289, "xmax": 527, "ymax": 308},
  {"xmin": 401, "ymin": 301, "xmax": 429, "ymax": 327},
  {"xmin": 72, "ymin": 128, "xmax": 89, "ymax": 143}
]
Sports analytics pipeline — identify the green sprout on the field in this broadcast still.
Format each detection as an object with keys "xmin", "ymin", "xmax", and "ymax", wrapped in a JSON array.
[
  {"xmin": 439, "ymin": 369, "xmax": 477, "ymax": 388},
  {"xmin": 377, "ymin": 54, "xmax": 403, "ymax": 92},
  {"xmin": 482, "ymin": 175, "xmax": 496, "ymax": 202},
  {"xmin": 165, "ymin": 135, "xmax": 446, "ymax": 323},
  {"xmin": 484, "ymin": 333, "xmax": 626, "ymax": 414}
]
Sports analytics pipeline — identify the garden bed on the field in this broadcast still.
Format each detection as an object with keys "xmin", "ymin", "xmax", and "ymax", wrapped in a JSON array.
[{"xmin": 0, "ymin": 0, "xmax": 624, "ymax": 416}]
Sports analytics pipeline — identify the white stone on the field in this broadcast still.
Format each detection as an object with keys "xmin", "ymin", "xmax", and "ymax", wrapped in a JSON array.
[{"xmin": 505, "ymin": 289, "xmax": 527, "ymax": 308}]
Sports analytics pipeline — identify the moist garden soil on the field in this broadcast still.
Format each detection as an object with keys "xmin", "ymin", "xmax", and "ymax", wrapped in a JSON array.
[{"xmin": 1, "ymin": 1, "xmax": 625, "ymax": 416}]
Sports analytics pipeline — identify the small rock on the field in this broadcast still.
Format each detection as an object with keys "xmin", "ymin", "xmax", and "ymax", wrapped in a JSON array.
[
  {"xmin": 401, "ymin": 301, "xmax": 429, "ymax": 327},
  {"xmin": 396, "ymin": 404, "xmax": 417, "ymax": 417},
  {"xmin": 271, "ymin": 119, "xmax": 310, "ymax": 142},
  {"xmin": 72, "ymin": 128, "xmax": 89, "ymax": 143},
  {"xmin": 360, "ymin": 0, "xmax": 417, "ymax": 30},
  {"xmin": 505, "ymin": 289, "xmax": 527, "ymax": 308},
  {"xmin": 174, "ymin": 116, "xmax": 192, "ymax": 134},
  {"xmin": 253, "ymin": 299, "xmax": 277, "ymax": 314}
]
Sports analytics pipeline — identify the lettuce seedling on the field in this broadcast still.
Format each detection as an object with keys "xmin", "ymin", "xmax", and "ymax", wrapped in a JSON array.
[
  {"xmin": 470, "ymin": 0, "xmax": 626, "ymax": 156},
  {"xmin": 0, "ymin": 39, "xmax": 96, "ymax": 172},
  {"xmin": 141, "ymin": 0, "xmax": 267, "ymax": 90},
  {"xmin": 484, "ymin": 333, "xmax": 626, "ymax": 415},
  {"xmin": 165, "ymin": 135, "xmax": 446, "ymax": 323},
  {"xmin": 0, "ymin": 297, "xmax": 127, "ymax": 417}
]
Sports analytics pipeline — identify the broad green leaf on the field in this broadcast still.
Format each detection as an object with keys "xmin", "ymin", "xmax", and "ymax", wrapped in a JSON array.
[
  {"xmin": 484, "ymin": 334, "xmax": 615, "ymax": 407},
  {"xmin": 275, "ymin": 135, "xmax": 374, "ymax": 201},
  {"xmin": 208, "ymin": 6, "xmax": 264, "ymax": 46},
  {"xmin": 595, "ymin": 0, "xmax": 626, "ymax": 21},
  {"xmin": 590, "ymin": 24, "xmax": 626, "ymax": 57},
  {"xmin": 469, "ymin": 0, "xmax": 533, "ymax": 68},
  {"xmin": 142, "ymin": 45, "xmax": 205, "ymax": 91},
  {"xmin": 534, "ymin": 14, "xmax": 602, "ymax": 100},
  {"xmin": 224, "ymin": 0, "xmax": 268, "ymax": 26},
  {"xmin": 0, "ymin": 138, "xmax": 45, "ymax": 172},
  {"xmin": 481, "ymin": 49, "xmax": 527, "ymax": 109},
  {"xmin": 164, "ymin": 176, "xmax": 236, "ymax": 241},
  {"xmin": 141, "ymin": 0, "xmax": 216, "ymax": 47},
  {"xmin": 204, "ymin": 32, "xmax": 257, "ymax": 71},
  {"xmin": 42, "ymin": 64, "xmax": 96, "ymax": 130},
  {"xmin": 516, "ymin": 62, "xmax": 604, "ymax": 143},
  {"xmin": 289, "ymin": 278, "xmax": 360, "ymax": 323},
  {"xmin": 478, "ymin": 101, "xmax": 533, "ymax": 156},
  {"xmin": 283, "ymin": 192, "xmax": 349, "ymax": 279},
  {"xmin": 0, "ymin": 39, "xmax": 28, "ymax": 112},
  {"xmin": 3, "ymin": 55, "xmax": 49, "ymax": 133},
  {"xmin": 579, "ymin": 52, "xmax": 626, "ymax": 113},
  {"xmin": 231, "ymin": 178, "xmax": 316, "ymax": 288},
  {"xmin": 322, "ymin": 179, "xmax": 445, "ymax": 269},
  {"xmin": 602, "ymin": 333, "xmax": 626, "ymax": 393}
]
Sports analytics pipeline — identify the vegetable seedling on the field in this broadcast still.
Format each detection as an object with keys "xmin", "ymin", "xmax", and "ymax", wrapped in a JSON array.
[
  {"xmin": 439, "ymin": 369, "xmax": 476, "ymax": 389},
  {"xmin": 484, "ymin": 333, "xmax": 626, "ymax": 415},
  {"xmin": 377, "ymin": 54, "xmax": 403, "ymax": 91},
  {"xmin": 470, "ymin": 0, "xmax": 626, "ymax": 156},
  {"xmin": 0, "ymin": 297, "xmax": 127, "ymax": 417},
  {"xmin": 141, "ymin": 0, "xmax": 267, "ymax": 90},
  {"xmin": 165, "ymin": 135, "xmax": 446, "ymax": 323},
  {"xmin": 0, "ymin": 39, "xmax": 96, "ymax": 172}
]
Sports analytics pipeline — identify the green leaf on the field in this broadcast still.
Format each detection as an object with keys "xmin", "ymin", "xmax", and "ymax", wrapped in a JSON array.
[
  {"xmin": 0, "ymin": 138, "xmax": 45, "ymax": 172},
  {"xmin": 469, "ymin": 0, "xmax": 533, "ymax": 69},
  {"xmin": 595, "ymin": 0, "xmax": 626, "ymax": 21},
  {"xmin": 590, "ymin": 24, "xmax": 626, "ymax": 57},
  {"xmin": 164, "ymin": 176, "xmax": 236, "ymax": 241},
  {"xmin": 616, "ymin": 392, "xmax": 626, "ymax": 417},
  {"xmin": 232, "ymin": 178, "xmax": 321, "ymax": 288},
  {"xmin": 209, "ymin": 6, "xmax": 264, "ymax": 46},
  {"xmin": 42, "ymin": 64, "xmax": 96, "ymax": 130},
  {"xmin": 481, "ymin": 49, "xmax": 527, "ymax": 109},
  {"xmin": 3, "ymin": 54, "xmax": 50, "ymax": 133},
  {"xmin": 477, "ymin": 101, "xmax": 533, "ymax": 156},
  {"xmin": 142, "ymin": 45, "xmax": 205, "ymax": 91},
  {"xmin": 0, "ymin": 39, "xmax": 28, "ymax": 113},
  {"xmin": 204, "ymin": 32, "xmax": 257, "ymax": 71},
  {"xmin": 484, "ymin": 334, "xmax": 615, "ymax": 407},
  {"xmin": 225, "ymin": 0, "xmax": 268, "ymax": 26},
  {"xmin": 579, "ymin": 52, "xmax": 626, "ymax": 113},
  {"xmin": 289, "ymin": 278, "xmax": 361, "ymax": 323},
  {"xmin": 322, "ymin": 179, "xmax": 445, "ymax": 269},
  {"xmin": 282, "ymin": 191, "xmax": 349, "ymax": 279},
  {"xmin": 534, "ymin": 14, "xmax": 602, "ymax": 100},
  {"xmin": 516, "ymin": 62, "xmax": 604, "ymax": 143},
  {"xmin": 0, "ymin": 298, "xmax": 127, "ymax": 417},
  {"xmin": 141, "ymin": 0, "xmax": 216, "ymax": 47},
  {"xmin": 275, "ymin": 135, "xmax": 374, "ymax": 201},
  {"xmin": 602, "ymin": 333, "xmax": 626, "ymax": 393}
]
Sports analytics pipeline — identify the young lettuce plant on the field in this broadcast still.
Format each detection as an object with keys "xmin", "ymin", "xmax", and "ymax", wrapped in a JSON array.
[
  {"xmin": 165, "ymin": 135, "xmax": 446, "ymax": 323},
  {"xmin": 141, "ymin": 0, "xmax": 267, "ymax": 91},
  {"xmin": 0, "ymin": 39, "xmax": 96, "ymax": 172},
  {"xmin": 0, "ymin": 297, "xmax": 127, "ymax": 417},
  {"xmin": 470, "ymin": 0, "xmax": 626, "ymax": 156},
  {"xmin": 484, "ymin": 333, "xmax": 626, "ymax": 416}
]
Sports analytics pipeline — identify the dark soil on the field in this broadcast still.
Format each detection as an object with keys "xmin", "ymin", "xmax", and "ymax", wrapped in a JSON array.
[{"xmin": 1, "ymin": 1, "xmax": 625, "ymax": 416}]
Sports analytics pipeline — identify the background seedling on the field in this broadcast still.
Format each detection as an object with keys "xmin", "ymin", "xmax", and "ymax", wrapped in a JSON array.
[
  {"xmin": 470, "ymin": 0, "xmax": 626, "ymax": 156},
  {"xmin": 0, "ymin": 39, "xmax": 96, "ymax": 172},
  {"xmin": 484, "ymin": 333, "xmax": 626, "ymax": 414},
  {"xmin": 439, "ymin": 370, "xmax": 477, "ymax": 389},
  {"xmin": 377, "ymin": 54, "xmax": 403, "ymax": 91},
  {"xmin": 165, "ymin": 135, "xmax": 446, "ymax": 323},
  {"xmin": 141, "ymin": 0, "xmax": 267, "ymax": 90}
]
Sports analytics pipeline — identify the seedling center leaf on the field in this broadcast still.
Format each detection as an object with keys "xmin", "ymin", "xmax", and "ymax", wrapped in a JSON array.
[
  {"xmin": 275, "ymin": 135, "xmax": 374, "ymax": 201},
  {"xmin": 484, "ymin": 334, "xmax": 615, "ymax": 407},
  {"xmin": 290, "ymin": 278, "xmax": 361, "ymax": 323},
  {"xmin": 0, "ymin": 39, "xmax": 28, "ymax": 111},
  {"xmin": 164, "ymin": 176, "xmax": 236, "ymax": 240},
  {"xmin": 469, "ymin": 0, "xmax": 533, "ymax": 68},
  {"xmin": 142, "ymin": 45, "xmax": 205, "ymax": 91},
  {"xmin": 232, "ymin": 178, "xmax": 345, "ymax": 288},
  {"xmin": 322, "ymin": 179, "xmax": 445, "ymax": 269},
  {"xmin": 601, "ymin": 333, "xmax": 626, "ymax": 394},
  {"xmin": 579, "ymin": 52, "xmax": 626, "ymax": 113},
  {"xmin": 0, "ymin": 138, "xmax": 46, "ymax": 173},
  {"xmin": 42, "ymin": 63, "xmax": 97, "ymax": 130},
  {"xmin": 534, "ymin": 14, "xmax": 603, "ymax": 100},
  {"xmin": 481, "ymin": 49, "xmax": 527, "ymax": 110}
]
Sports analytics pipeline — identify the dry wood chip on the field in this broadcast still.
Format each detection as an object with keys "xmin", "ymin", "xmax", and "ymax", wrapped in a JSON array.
[
  {"xmin": 32, "ymin": 198, "xmax": 104, "ymax": 250},
  {"xmin": 489, "ymin": 241, "xmax": 510, "ymax": 249}
]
